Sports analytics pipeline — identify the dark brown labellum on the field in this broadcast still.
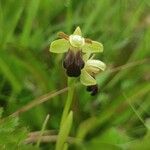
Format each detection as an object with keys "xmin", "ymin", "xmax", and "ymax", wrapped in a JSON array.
[
  {"xmin": 86, "ymin": 84, "xmax": 99, "ymax": 96},
  {"xmin": 63, "ymin": 49, "xmax": 84, "ymax": 77}
]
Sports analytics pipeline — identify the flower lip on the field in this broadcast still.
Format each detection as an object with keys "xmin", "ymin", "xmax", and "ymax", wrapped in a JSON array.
[
  {"xmin": 63, "ymin": 50, "xmax": 85, "ymax": 77},
  {"xmin": 69, "ymin": 35, "xmax": 85, "ymax": 48},
  {"xmin": 86, "ymin": 84, "xmax": 99, "ymax": 96}
]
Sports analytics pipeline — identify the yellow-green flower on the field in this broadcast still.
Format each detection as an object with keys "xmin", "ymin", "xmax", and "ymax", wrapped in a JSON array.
[
  {"xmin": 80, "ymin": 54, "xmax": 106, "ymax": 86},
  {"xmin": 79, "ymin": 54, "xmax": 106, "ymax": 95},
  {"xmin": 49, "ymin": 27, "xmax": 103, "ymax": 77}
]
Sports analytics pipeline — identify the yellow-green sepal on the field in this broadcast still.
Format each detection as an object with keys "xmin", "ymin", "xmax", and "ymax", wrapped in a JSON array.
[
  {"xmin": 73, "ymin": 26, "xmax": 82, "ymax": 36},
  {"xmin": 50, "ymin": 39, "xmax": 70, "ymax": 53},
  {"xmin": 82, "ymin": 41, "xmax": 103, "ymax": 53}
]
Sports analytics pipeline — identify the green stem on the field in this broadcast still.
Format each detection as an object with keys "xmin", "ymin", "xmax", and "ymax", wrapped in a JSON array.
[
  {"xmin": 55, "ymin": 77, "xmax": 75, "ymax": 150},
  {"xmin": 60, "ymin": 77, "xmax": 75, "ymax": 127}
]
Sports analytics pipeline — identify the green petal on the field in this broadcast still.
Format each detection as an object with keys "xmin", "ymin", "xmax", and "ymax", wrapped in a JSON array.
[
  {"xmin": 83, "ymin": 53, "xmax": 91, "ymax": 61},
  {"xmin": 50, "ymin": 39, "xmax": 70, "ymax": 53},
  {"xmin": 80, "ymin": 69, "xmax": 96, "ymax": 86},
  {"xmin": 86, "ymin": 60, "xmax": 106, "ymax": 71},
  {"xmin": 82, "ymin": 41, "xmax": 103, "ymax": 53},
  {"xmin": 73, "ymin": 26, "xmax": 82, "ymax": 36}
]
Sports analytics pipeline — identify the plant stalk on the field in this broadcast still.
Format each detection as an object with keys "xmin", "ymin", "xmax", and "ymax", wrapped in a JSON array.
[
  {"xmin": 55, "ymin": 77, "xmax": 75, "ymax": 150},
  {"xmin": 60, "ymin": 77, "xmax": 75, "ymax": 127}
]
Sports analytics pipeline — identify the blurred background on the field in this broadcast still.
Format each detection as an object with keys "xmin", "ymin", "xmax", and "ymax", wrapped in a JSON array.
[{"xmin": 0, "ymin": 0, "xmax": 150, "ymax": 149}]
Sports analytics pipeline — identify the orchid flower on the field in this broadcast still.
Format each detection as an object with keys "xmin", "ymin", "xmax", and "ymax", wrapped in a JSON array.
[
  {"xmin": 80, "ymin": 54, "xmax": 106, "ymax": 95},
  {"xmin": 50, "ymin": 27, "xmax": 103, "ymax": 77}
]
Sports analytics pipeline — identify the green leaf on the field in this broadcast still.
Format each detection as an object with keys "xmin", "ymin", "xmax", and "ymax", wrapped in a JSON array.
[
  {"xmin": 0, "ymin": 116, "xmax": 28, "ymax": 147},
  {"xmin": 0, "ymin": 0, "xmax": 24, "ymax": 47},
  {"xmin": 84, "ymin": 142, "xmax": 122, "ymax": 150},
  {"xmin": 128, "ymin": 132, "xmax": 150, "ymax": 150},
  {"xmin": 0, "ymin": 56, "xmax": 21, "ymax": 92},
  {"xmin": 0, "ymin": 117, "xmax": 19, "ymax": 133},
  {"xmin": 0, "ymin": 144, "xmax": 40, "ymax": 150},
  {"xmin": 82, "ymin": 128, "xmax": 129, "ymax": 150},
  {"xmin": 50, "ymin": 39, "xmax": 70, "ymax": 53},
  {"xmin": 19, "ymin": 145, "xmax": 40, "ymax": 150},
  {"xmin": 21, "ymin": 0, "xmax": 40, "ymax": 45},
  {"xmin": 98, "ymin": 128, "xmax": 130, "ymax": 145},
  {"xmin": 56, "ymin": 111, "xmax": 73, "ymax": 150},
  {"xmin": 0, "ymin": 108, "xmax": 3, "ymax": 118}
]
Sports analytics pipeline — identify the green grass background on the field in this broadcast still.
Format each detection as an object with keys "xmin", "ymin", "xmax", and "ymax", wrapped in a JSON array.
[{"xmin": 0, "ymin": 0, "xmax": 150, "ymax": 149}]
